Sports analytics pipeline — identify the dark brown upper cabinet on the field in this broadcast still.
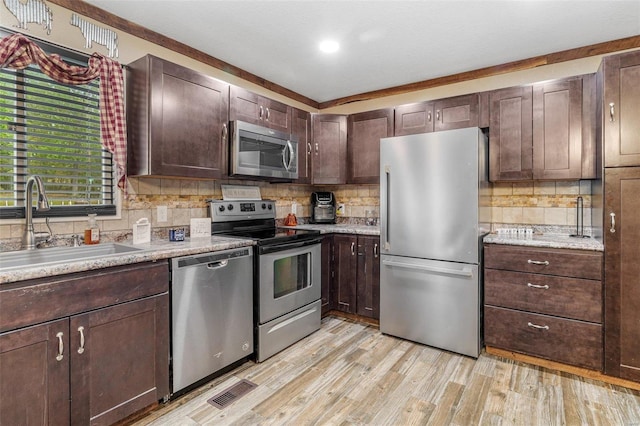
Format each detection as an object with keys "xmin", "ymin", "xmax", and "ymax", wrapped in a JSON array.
[
  {"xmin": 533, "ymin": 75, "xmax": 596, "ymax": 180},
  {"xmin": 127, "ymin": 55, "xmax": 230, "ymax": 179},
  {"xmin": 311, "ymin": 114, "xmax": 348, "ymax": 184},
  {"xmin": 347, "ymin": 108, "xmax": 394, "ymax": 184},
  {"xmin": 600, "ymin": 50, "xmax": 640, "ymax": 168},
  {"xmin": 394, "ymin": 94, "xmax": 478, "ymax": 136},
  {"xmin": 292, "ymin": 108, "xmax": 312, "ymax": 184},
  {"xmin": 489, "ymin": 75, "xmax": 595, "ymax": 182},
  {"xmin": 489, "ymin": 85, "xmax": 534, "ymax": 181},
  {"xmin": 230, "ymin": 86, "xmax": 291, "ymax": 133}
]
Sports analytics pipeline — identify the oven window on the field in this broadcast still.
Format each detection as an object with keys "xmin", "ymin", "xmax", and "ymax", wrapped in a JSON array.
[
  {"xmin": 239, "ymin": 136, "xmax": 285, "ymax": 169},
  {"xmin": 273, "ymin": 253, "xmax": 310, "ymax": 298}
]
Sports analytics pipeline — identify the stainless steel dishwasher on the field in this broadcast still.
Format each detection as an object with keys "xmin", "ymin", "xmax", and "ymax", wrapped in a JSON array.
[{"xmin": 171, "ymin": 247, "xmax": 253, "ymax": 395}]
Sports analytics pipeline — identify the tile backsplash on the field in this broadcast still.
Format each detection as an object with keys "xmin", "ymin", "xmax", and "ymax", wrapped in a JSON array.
[{"xmin": 0, "ymin": 177, "xmax": 592, "ymax": 249}]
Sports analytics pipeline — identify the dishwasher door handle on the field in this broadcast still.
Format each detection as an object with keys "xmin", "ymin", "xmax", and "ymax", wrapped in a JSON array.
[{"xmin": 207, "ymin": 260, "xmax": 228, "ymax": 269}]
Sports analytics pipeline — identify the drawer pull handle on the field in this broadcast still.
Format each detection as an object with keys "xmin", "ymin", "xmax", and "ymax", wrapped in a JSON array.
[
  {"xmin": 527, "ymin": 283, "xmax": 549, "ymax": 290},
  {"xmin": 527, "ymin": 322, "xmax": 549, "ymax": 331},
  {"xmin": 527, "ymin": 259, "xmax": 549, "ymax": 266}
]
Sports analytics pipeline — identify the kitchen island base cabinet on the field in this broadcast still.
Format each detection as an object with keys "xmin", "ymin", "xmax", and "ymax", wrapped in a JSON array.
[{"xmin": 0, "ymin": 261, "xmax": 170, "ymax": 426}]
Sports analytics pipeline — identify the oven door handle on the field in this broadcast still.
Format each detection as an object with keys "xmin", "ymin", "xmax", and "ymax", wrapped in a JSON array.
[{"xmin": 259, "ymin": 237, "xmax": 322, "ymax": 254}]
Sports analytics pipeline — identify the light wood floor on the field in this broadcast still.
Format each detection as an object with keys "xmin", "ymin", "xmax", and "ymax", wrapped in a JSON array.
[{"xmin": 132, "ymin": 316, "xmax": 640, "ymax": 425}]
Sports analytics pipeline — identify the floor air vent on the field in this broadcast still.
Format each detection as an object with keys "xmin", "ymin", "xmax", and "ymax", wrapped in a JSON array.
[{"xmin": 207, "ymin": 379, "xmax": 258, "ymax": 409}]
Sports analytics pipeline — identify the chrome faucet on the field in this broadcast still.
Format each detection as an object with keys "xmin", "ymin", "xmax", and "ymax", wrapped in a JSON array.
[{"xmin": 22, "ymin": 175, "xmax": 51, "ymax": 250}]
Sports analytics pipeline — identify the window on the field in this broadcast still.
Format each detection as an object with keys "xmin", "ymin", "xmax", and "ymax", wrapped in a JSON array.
[{"xmin": 0, "ymin": 34, "xmax": 116, "ymax": 219}]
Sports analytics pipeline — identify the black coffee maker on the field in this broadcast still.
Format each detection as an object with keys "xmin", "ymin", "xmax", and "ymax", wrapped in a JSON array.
[{"xmin": 310, "ymin": 192, "xmax": 336, "ymax": 224}]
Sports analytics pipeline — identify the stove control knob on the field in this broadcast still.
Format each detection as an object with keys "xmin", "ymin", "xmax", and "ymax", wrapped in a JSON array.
[
  {"xmin": 261, "ymin": 203, "xmax": 266, "ymax": 210},
  {"xmin": 218, "ymin": 205, "xmax": 225, "ymax": 212},
  {"xmin": 227, "ymin": 204, "xmax": 234, "ymax": 211},
  {"xmin": 267, "ymin": 204, "xmax": 273, "ymax": 210}
]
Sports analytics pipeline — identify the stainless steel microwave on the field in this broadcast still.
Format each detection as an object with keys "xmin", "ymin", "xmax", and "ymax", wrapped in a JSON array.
[{"xmin": 230, "ymin": 120, "xmax": 298, "ymax": 180}]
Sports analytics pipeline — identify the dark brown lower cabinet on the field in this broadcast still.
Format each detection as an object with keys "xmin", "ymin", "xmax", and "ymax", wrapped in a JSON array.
[
  {"xmin": 320, "ymin": 235, "xmax": 333, "ymax": 315},
  {"xmin": 0, "ymin": 261, "xmax": 170, "ymax": 426},
  {"xmin": 0, "ymin": 319, "xmax": 70, "ymax": 425},
  {"xmin": 484, "ymin": 244, "xmax": 603, "ymax": 370},
  {"xmin": 329, "ymin": 234, "xmax": 380, "ymax": 320},
  {"xmin": 604, "ymin": 166, "xmax": 640, "ymax": 382},
  {"xmin": 356, "ymin": 235, "xmax": 380, "ymax": 319},
  {"xmin": 332, "ymin": 234, "xmax": 358, "ymax": 314}
]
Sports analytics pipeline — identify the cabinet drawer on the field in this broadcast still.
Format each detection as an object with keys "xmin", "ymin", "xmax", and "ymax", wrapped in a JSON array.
[
  {"xmin": 0, "ymin": 261, "xmax": 169, "ymax": 332},
  {"xmin": 485, "ymin": 269, "xmax": 602, "ymax": 323},
  {"xmin": 484, "ymin": 244, "xmax": 602, "ymax": 280},
  {"xmin": 484, "ymin": 306, "xmax": 603, "ymax": 370}
]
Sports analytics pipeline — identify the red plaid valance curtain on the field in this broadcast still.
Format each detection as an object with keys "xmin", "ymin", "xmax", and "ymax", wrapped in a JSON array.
[{"xmin": 0, "ymin": 33, "xmax": 127, "ymax": 189}]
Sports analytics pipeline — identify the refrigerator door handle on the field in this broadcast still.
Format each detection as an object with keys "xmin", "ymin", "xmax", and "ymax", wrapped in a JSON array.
[
  {"xmin": 383, "ymin": 165, "xmax": 391, "ymax": 250},
  {"xmin": 382, "ymin": 259, "xmax": 473, "ymax": 278}
]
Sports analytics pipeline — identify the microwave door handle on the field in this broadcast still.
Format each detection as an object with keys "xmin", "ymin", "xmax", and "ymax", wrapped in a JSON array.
[
  {"xmin": 286, "ymin": 140, "xmax": 294, "ymax": 170},
  {"xmin": 282, "ymin": 141, "xmax": 293, "ymax": 171}
]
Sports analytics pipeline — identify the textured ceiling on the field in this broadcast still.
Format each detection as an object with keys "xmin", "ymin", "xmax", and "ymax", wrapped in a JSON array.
[{"xmin": 85, "ymin": 0, "xmax": 640, "ymax": 103}]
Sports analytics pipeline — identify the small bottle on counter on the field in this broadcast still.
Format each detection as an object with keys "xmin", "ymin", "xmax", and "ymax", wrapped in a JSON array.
[{"xmin": 84, "ymin": 213, "xmax": 100, "ymax": 245}]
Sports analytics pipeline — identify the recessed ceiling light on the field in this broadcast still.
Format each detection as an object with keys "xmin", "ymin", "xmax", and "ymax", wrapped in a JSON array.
[{"xmin": 319, "ymin": 40, "xmax": 339, "ymax": 53}]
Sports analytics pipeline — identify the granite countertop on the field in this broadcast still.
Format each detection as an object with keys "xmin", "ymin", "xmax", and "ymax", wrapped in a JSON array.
[
  {"xmin": 483, "ymin": 232, "xmax": 604, "ymax": 252},
  {"xmin": 281, "ymin": 223, "xmax": 380, "ymax": 236},
  {"xmin": 0, "ymin": 236, "xmax": 255, "ymax": 285}
]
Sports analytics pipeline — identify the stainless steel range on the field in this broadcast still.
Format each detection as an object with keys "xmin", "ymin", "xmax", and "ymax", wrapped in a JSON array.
[{"xmin": 209, "ymin": 199, "xmax": 322, "ymax": 362}]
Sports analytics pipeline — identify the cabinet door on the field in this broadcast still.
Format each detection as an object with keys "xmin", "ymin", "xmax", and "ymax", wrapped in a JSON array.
[
  {"xmin": 532, "ymin": 77, "xmax": 583, "ymax": 180},
  {"xmin": 347, "ymin": 109, "xmax": 394, "ymax": 184},
  {"xmin": 394, "ymin": 101, "xmax": 434, "ymax": 135},
  {"xmin": 230, "ymin": 85, "xmax": 262, "ymax": 125},
  {"xmin": 604, "ymin": 167, "xmax": 640, "ymax": 382},
  {"xmin": 311, "ymin": 114, "xmax": 347, "ymax": 184},
  {"xmin": 603, "ymin": 51, "xmax": 640, "ymax": 167},
  {"xmin": 434, "ymin": 94, "xmax": 479, "ymax": 132},
  {"xmin": 321, "ymin": 235, "xmax": 333, "ymax": 315},
  {"xmin": 143, "ymin": 56, "xmax": 229, "ymax": 178},
  {"xmin": 230, "ymin": 86, "xmax": 291, "ymax": 132},
  {"xmin": 262, "ymin": 97, "xmax": 292, "ymax": 133},
  {"xmin": 489, "ymin": 86, "xmax": 533, "ymax": 181},
  {"xmin": 332, "ymin": 235, "xmax": 358, "ymax": 314},
  {"xmin": 356, "ymin": 236, "xmax": 380, "ymax": 319},
  {"xmin": 0, "ymin": 319, "xmax": 70, "ymax": 426},
  {"xmin": 293, "ymin": 108, "xmax": 312, "ymax": 184},
  {"xmin": 70, "ymin": 294, "xmax": 169, "ymax": 426}
]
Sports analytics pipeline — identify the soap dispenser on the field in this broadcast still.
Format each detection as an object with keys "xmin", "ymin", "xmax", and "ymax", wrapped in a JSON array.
[{"xmin": 84, "ymin": 213, "xmax": 100, "ymax": 245}]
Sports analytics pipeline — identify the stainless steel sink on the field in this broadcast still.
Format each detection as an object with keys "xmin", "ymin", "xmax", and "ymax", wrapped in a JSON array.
[{"xmin": 0, "ymin": 243, "xmax": 144, "ymax": 271}]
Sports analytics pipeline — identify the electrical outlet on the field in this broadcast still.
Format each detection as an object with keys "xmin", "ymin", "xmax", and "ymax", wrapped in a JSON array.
[
  {"xmin": 291, "ymin": 202, "xmax": 297, "ymax": 214},
  {"xmin": 157, "ymin": 205, "xmax": 168, "ymax": 222}
]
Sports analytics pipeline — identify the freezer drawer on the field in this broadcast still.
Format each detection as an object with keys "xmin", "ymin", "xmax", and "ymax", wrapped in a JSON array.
[{"xmin": 380, "ymin": 255, "xmax": 480, "ymax": 358}]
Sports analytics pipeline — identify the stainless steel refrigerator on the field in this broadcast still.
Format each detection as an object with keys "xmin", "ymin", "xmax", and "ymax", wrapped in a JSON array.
[{"xmin": 379, "ymin": 127, "xmax": 489, "ymax": 358}]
